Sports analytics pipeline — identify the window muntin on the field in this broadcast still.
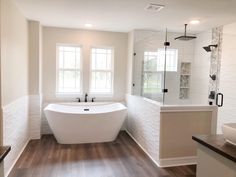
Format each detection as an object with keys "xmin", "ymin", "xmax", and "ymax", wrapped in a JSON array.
[
  {"xmin": 157, "ymin": 48, "xmax": 178, "ymax": 72},
  {"xmin": 143, "ymin": 51, "xmax": 162, "ymax": 94},
  {"xmin": 142, "ymin": 49, "xmax": 178, "ymax": 95},
  {"xmin": 56, "ymin": 45, "xmax": 82, "ymax": 94},
  {"xmin": 90, "ymin": 47, "xmax": 114, "ymax": 94}
]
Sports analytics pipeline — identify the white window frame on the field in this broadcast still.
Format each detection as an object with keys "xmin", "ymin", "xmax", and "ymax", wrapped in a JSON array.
[
  {"xmin": 89, "ymin": 46, "xmax": 114, "ymax": 96},
  {"xmin": 56, "ymin": 43, "xmax": 83, "ymax": 96},
  {"xmin": 142, "ymin": 51, "xmax": 163, "ymax": 95},
  {"xmin": 157, "ymin": 48, "xmax": 178, "ymax": 72}
]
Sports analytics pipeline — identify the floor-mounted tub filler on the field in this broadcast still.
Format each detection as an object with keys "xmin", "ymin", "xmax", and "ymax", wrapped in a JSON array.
[{"xmin": 44, "ymin": 102, "xmax": 127, "ymax": 144}]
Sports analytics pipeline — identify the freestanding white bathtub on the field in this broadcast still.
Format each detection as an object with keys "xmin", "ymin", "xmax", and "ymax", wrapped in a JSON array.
[{"xmin": 44, "ymin": 102, "xmax": 127, "ymax": 144}]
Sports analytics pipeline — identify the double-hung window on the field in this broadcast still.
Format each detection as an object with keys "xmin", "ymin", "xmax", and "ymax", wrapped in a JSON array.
[
  {"xmin": 142, "ymin": 51, "xmax": 163, "ymax": 94},
  {"xmin": 142, "ymin": 49, "xmax": 178, "ymax": 95},
  {"xmin": 56, "ymin": 44, "xmax": 82, "ymax": 94},
  {"xmin": 157, "ymin": 48, "xmax": 178, "ymax": 72},
  {"xmin": 90, "ymin": 47, "xmax": 114, "ymax": 94}
]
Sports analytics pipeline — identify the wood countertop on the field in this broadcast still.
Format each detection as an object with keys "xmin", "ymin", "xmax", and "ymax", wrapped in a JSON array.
[{"xmin": 192, "ymin": 135, "xmax": 236, "ymax": 163}]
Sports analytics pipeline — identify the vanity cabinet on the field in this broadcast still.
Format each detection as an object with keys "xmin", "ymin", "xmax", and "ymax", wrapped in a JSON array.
[{"xmin": 193, "ymin": 135, "xmax": 236, "ymax": 177}]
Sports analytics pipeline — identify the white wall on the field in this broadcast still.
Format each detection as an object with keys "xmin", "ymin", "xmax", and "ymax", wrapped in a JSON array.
[
  {"xmin": 190, "ymin": 31, "xmax": 212, "ymax": 104},
  {"xmin": 28, "ymin": 21, "xmax": 42, "ymax": 139},
  {"xmin": 42, "ymin": 27, "xmax": 128, "ymax": 102},
  {"xmin": 217, "ymin": 22, "xmax": 236, "ymax": 133},
  {"xmin": 0, "ymin": 0, "xmax": 30, "ymax": 175},
  {"xmin": 1, "ymin": 0, "xmax": 29, "ymax": 106}
]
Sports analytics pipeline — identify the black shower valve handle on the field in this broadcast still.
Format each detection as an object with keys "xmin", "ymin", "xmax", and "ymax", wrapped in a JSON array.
[{"xmin": 209, "ymin": 74, "xmax": 216, "ymax": 81}]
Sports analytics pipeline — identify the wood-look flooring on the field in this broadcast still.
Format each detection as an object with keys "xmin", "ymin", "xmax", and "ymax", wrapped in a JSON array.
[{"xmin": 9, "ymin": 131, "xmax": 196, "ymax": 177}]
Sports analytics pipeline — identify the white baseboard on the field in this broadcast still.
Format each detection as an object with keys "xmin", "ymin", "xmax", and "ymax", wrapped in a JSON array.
[
  {"xmin": 125, "ymin": 130, "xmax": 161, "ymax": 167},
  {"xmin": 125, "ymin": 130, "xmax": 197, "ymax": 168},
  {"xmin": 158, "ymin": 156, "xmax": 197, "ymax": 167},
  {"xmin": 5, "ymin": 139, "xmax": 30, "ymax": 177}
]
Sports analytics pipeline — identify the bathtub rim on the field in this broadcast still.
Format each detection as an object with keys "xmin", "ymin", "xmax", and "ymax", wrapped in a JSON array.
[{"xmin": 44, "ymin": 102, "xmax": 127, "ymax": 115}]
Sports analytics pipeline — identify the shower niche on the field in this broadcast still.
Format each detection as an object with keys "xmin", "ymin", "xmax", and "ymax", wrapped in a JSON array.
[{"xmin": 179, "ymin": 62, "xmax": 191, "ymax": 99}]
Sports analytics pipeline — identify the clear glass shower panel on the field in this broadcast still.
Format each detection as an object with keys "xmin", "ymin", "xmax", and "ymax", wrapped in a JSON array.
[
  {"xmin": 132, "ymin": 30, "xmax": 166, "ymax": 103},
  {"xmin": 163, "ymin": 30, "xmax": 212, "ymax": 105}
]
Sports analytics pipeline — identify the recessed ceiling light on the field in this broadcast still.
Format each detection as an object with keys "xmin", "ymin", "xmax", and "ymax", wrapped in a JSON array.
[
  {"xmin": 85, "ymin": 23, "xmax": 93, "ymax": 27},
  {"xmin": 190, "ymin": 20, "xmax": 200, "ymax": 25},
  {"xmin": 145, "ymin": 3, "xmax": 165, "ymax": 12}
]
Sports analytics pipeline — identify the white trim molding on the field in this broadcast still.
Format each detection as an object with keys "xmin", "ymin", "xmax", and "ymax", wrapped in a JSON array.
[
  {"xmin": 126, "ymin": 130, "xmax": 197, "ymax": 168},
  {"xmin": 125, "ymin": 130, "xmax": 160, "ymax": 167},
  {"xmin": 158, "ymin": 156, "xmax": 197, "ymax": 167}
]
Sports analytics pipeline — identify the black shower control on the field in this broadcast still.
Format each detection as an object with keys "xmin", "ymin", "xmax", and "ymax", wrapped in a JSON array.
[
  {"xmin": 209, "ymin": 91, "xmax": 215, "ymax": 99},
  {"xmin": 210, "ymin": 74, "xmax": 216, "ymax": 81}
]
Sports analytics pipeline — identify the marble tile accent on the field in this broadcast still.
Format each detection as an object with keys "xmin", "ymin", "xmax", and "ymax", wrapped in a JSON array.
[
  {"xmin": 180, "ymin": 75, "xmax": 190, "ymax": 88},
  {"xmin": 208, "ymin": 26, "xmax": 223, "ymax": 104},
  {"xmin": 181, "ymin": 63, "xmax": 191, "ymax": 75},
  {"xmin": 179, "ymin": 88, "xmax": 189, "ymax": 99}
]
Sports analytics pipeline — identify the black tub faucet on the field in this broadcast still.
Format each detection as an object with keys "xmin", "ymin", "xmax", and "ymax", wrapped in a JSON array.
[
  {"xmin": 85, "ymin": 93, "xmax": 88, "ymax": 102},
  {"xmin": 92, "ymin": 97, "xmax": 95, "ymax": 102}
]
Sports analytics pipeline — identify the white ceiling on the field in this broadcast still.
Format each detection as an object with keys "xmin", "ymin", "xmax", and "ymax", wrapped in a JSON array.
[{"xmin": 14, "ymin": 0, "xmax": 236, "ymax": 33}]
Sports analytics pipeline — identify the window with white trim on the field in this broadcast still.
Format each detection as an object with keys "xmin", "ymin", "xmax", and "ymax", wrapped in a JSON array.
[
  {"xmin": 157, "ymin": 48, "xmax": 178, "ymax": 72},
  {"xmin": 142, "ymin": 49, "xmax": 178, "ymax": 95},
  {"xmin": 142, "ymin": 51, "xmax": 163, "ymax": 94},
  {"xmin": 56, "ymin": 45, "xmax": 82, "ymax": 94},
  {"xmin": 90, "ymin": 47, "xmax": 114, "ymax": 94}
]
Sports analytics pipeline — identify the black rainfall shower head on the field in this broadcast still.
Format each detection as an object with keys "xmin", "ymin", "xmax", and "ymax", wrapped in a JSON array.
[
  {"xmin": 203, "ymin": 45, "xmax": 218, "ymax": 52},
  {"xmin": 175, "ymin": 24, "xmax": 197, "ymax": 41}
]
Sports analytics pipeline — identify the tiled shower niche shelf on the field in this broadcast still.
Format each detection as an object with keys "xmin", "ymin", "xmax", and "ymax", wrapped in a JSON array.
[{"xmin": 179, "ymin": 62, "xmax": 191, "ymax": 99}]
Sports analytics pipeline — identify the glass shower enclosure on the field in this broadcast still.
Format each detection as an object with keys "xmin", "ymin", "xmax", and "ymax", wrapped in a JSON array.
[{"xmin": 132, "ymin": 28, "xmax": 214, "ymax": 105}]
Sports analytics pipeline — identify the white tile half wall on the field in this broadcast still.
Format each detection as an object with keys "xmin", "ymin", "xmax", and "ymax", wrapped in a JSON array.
[
  {"xmin": 125, "ymin": 94, "xmax": 161, "ymax": 164},
  {"xmin": 29, "ymin": 95, "xmax": 42, "ymax": 139},
  {"xmin": 2, "ymin": 96, "xmax": 30, "ymax": 175},
  {"xmin": 2, "ymin": 95, "xmax": 41, "ymax": 176}
]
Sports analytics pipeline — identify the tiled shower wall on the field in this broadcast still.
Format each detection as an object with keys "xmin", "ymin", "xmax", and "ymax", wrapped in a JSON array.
[{"xmin": 190, "ymin": 30, "xmax": 212, "ymax": 104}]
